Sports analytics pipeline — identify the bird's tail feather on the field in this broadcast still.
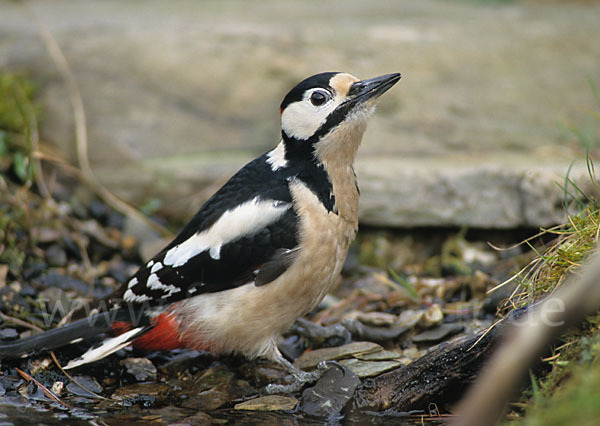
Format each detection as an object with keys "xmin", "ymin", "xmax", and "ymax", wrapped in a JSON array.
[
  {"xmin": 0, "ymin": 308, "xmax": 144, "ymax": 360},
  {"xmin": 64, "ymin": 326, "xmax": 148, "ymax": 369}
]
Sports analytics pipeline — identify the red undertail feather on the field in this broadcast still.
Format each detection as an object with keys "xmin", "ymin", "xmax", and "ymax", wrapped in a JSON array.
[{"xmin": 112, "ymin": 312, "xmax": 184, "ymax": 351}]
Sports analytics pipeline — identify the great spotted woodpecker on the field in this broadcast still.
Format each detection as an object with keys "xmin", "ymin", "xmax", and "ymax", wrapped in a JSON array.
[{"xmin": 0, "ymin": 71, "xmax": 400, "ymax": 385}]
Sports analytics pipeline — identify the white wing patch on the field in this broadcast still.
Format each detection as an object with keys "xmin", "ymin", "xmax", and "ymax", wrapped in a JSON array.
[
  {"xmin": 64, "ymin": 327, "xmax": 144, "ymax": 370},
  {"xmin": 123, "ymin": 289, "xmax": 152, "ymax": 303},
  {"xmin": 127, "ymin": 277, "xmax": 138, "ymax": 289},
  {"xmin": 266, "ymin": 141, "xmax": 288, "ymax": 171},
  {"xmin": 163, "ymin": 197, "xmax": 291, "ymax": 268},
  {"xmin": 146, "ymin": 273, "xmax": 181, "ymax": 297},
  {"xmin": 150, "ymin": 262, "xmax": 163, "ymax": 273}
]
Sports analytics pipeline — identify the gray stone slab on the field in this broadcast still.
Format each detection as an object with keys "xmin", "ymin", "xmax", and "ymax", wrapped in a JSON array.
[{"xmin": 0, "ymin": 0, "xmax": 598, "ymax": 227}]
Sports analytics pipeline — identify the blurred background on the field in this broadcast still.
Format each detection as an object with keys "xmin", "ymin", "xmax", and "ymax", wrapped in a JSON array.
[{"xmin": 1, "ymin": 0, "xmax": 599, "ymax": 231}]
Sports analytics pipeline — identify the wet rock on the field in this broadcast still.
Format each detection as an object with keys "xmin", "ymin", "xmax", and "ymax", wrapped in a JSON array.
[
  {"xmin": 294, "ymin": 342, "xmax": 383, "ymax": 370},
  {"xmin": 0, "ymin": 328, "xmax": 18, "ymax": 340},
  {"xmin": 0, "ymin": 375, "xmax": 23, "ymax": 394},
  {"xmin": 67, "ymin": 376, "xmax": 103, "ymax": 398},
  {"xmin": 300, "ymin": 363, "xmax": 360, "ymax": 418},
  {"xmin": 180, "ymin": 381, "xmax": 255, "ymax": 411},
  {"xmin": 44, "ymin": 244, "xmax": 67, "ymax": 267},
  {"xmin": 234, "ymin": 395, "xmax": 298, "ymax": 411},
  {"xmin": 175, "ymin": 365, "xmax": 256, "ymax": 411},
  {"xmin": 341, "ymin": 318, "xmax": 410, "ymax": 343},
  {"xmin": 356, "ymin": 350, "xmax": 403, "ymax": 361},
  {"xmin": 412, "ymin": 324, "xmax": 465, "ymax": 344},
  {"xmin": 111, "ymin": 383, "xmax": 169, "ymax": 400},
  {"xmin": 339, "ymin": 358, "xmax": 402, "ymax": 378},
  {"xmin": 396, "ymin": 309, "xmax": 425, "ymax": 329},
  {"xmin": 238, "ymin": 362, "xmax": 287, "ymax": 387},
  {"xmin": 354, "ymin": 311, "xmax": 398, "ymax": 327},
  {"xmin": 147, "ymin": 406, "xmax": 194, "ymax": 424},
  {"xmin": 172, "ymin": 411, "xmax": 213, "ymax": 425},
  {"xmin": 189, "ymin": 364, "xmax": 235, "ymax": 392},
  {"xmin": 121, "ymin": 357, "xmax": 157, "ymax": 382}
]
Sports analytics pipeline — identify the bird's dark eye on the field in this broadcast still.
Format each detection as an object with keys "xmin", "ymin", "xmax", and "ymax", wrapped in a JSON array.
[{"xmin": 310, "ymin": 91, "xmax": 328, "ymax": 106}]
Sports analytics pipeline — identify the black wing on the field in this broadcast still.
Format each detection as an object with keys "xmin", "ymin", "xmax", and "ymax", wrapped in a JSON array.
[{"xmin": 119, "ymin": 154, "xmax": 300, "ymax": 305}]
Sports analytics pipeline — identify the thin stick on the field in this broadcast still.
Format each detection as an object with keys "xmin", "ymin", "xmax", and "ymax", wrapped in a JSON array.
[
  {"xmin": 0, "ymin": 311, "xmax": 44, "ymax": 332},
  {"xmin": 20, "ymin": 0, "xmax": 171, "ymax": 238},
  {"xmin": 16, "ymin": 367, "xmax": 72, "ymax": 408},
  {"xmin": 49, "ymin": 351, "xmax": 107, "ymax": 400}
]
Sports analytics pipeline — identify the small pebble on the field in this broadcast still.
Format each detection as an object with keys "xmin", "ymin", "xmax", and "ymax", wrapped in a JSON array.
[
  {"xmin": 29, "ymin": 358, "xmax": 52, "ymax": 375},
  {"xmin": 355, "ymin": 311, "xmax": 398, "ymax": 327},
  {"xmin": 0, "ymin": 328, "xmax": 19, "ymax": 340},
  {"xmin": 51, "ymin": 381, "xmax": 64, "ymax": 396},
  {"xmin": 422, "ymin": 304, "xmax": 444, "ymax": 326},
  {"xmin": 45, "ymin": 244, "xmax": 67, "ymax": 267},
  {"xmin": 121, "ymin": 357, "xmax": 157, "ymax": 381}
]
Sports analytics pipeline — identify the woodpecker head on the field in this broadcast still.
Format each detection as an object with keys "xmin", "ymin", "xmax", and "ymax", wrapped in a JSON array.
[{"xmin": 278, "ymin": 72, "xmax": 400, "ymax": 162}]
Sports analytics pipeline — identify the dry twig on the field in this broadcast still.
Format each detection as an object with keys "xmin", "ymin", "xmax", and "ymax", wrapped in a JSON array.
[
  {"xmin": 50, "ymin": 351, "xmax": 107, "ymax": 400},
  {"xmin": 19, "ymin": 0, "xmax": 171, "ymax": 238},
  {"xmin": 16, "ymin": 367, "xmax": 72, "ymax": 408}
]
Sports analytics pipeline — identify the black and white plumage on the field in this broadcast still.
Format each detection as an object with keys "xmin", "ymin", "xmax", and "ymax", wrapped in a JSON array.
[{"xmin": 0, "ymin": 71, "xmax": 401, "ymax": 383}]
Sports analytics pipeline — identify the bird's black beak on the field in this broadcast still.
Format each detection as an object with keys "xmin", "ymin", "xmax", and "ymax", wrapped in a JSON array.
[{"xmin": 348, "ymin": 73, "xmax": 401, "ymax": 103}]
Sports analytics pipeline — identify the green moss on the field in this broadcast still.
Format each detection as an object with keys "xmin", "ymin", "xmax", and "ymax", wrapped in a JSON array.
[
  {"xmin": 509, "ymin": 207, "xmax": 600, "ymax": 310},
  {"xmin": 0, "ymin": 72, "xmax": 40, "ymax": 184},
  {"xmin": 505, "ymin": 194, "xmax": 600, "ymax": 424},
  {"xmin": 513, "ymin": 347, "xmax": 600, "ymax": 426},
  {"xmin": 0, "ymin": 73, "xmax": 37, "ymax": 132}
]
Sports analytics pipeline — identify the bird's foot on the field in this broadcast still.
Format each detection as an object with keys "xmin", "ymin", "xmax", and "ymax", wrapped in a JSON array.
[{"xmin": 264, "ymin": 360, "xmax": 338, "ymax": 394}]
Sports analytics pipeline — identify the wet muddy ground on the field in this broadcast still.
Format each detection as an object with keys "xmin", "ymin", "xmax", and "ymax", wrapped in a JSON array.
[{"xmin": 0, "ymin": 167, "xmax": 536, "ymax": 425}]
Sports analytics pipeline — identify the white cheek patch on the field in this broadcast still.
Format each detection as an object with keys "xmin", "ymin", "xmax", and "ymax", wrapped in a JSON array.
[
  {"xmin": 163, "ymin": 197, "xmax": 291, "ymax": 268},
  {"xmin": 281, "ymin": 94, "xmax": 342, "ymax": 140}
]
